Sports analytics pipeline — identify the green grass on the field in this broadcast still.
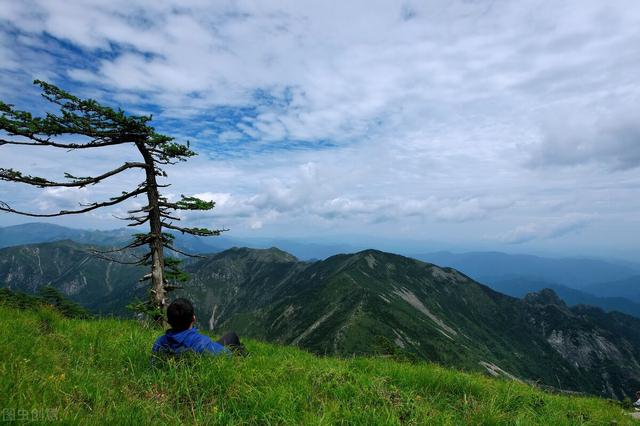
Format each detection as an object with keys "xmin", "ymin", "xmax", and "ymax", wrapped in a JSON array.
[{"xmin": 0, "ymin": 306, "xmax": 633, "ymax": 425}]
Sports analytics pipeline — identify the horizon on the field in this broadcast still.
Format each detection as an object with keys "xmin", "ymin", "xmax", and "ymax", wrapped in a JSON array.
[
  {"xmin": 2, "ymin": 221, "xmax": 639, "ymax": 266},
  {"xmin": 1, "ymin": 1, "xmax": 640, "ymax": 262}
]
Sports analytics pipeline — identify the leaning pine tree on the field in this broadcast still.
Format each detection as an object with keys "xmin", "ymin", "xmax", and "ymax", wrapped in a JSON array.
[{"xmin": 0, "ymin": 80, "xmax": 224, "ymax": 321}]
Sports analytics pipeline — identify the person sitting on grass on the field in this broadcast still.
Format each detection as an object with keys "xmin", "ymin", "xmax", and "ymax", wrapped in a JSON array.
[{"xmin": 152, "ymin": 298, "xmax": 245, "ymax": 357}]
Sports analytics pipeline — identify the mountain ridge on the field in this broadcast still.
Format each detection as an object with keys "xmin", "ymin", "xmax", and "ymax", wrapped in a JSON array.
[{"xmin": 2, "ymin": 239, "xmax": 640, "ymax": 398}]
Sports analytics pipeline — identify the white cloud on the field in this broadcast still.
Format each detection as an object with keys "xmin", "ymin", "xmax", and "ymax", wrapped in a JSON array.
[
  {"xmin": 1, "ymin": 0, "xmax": 640, "ymax": 256},
  {"xmin": 37, "ymin": 187, "xmax": 90, "ymax": 212},
  {"xmin": 529, "ymin": 105, "xmax": 640, "ymax": 171},
  {"xmin": 497, "ymin": 214, "xmax": 596, "ymax": 245},
  {"xmin": 193, "ymin": 192, "xmax": 232, "ymax": 207}
]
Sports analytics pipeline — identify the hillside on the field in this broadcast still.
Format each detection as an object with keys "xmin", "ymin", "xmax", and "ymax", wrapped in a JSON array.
[
  {"xmin": 0, "ymin": 223, "xmax": 133, "ymax": 249},
  {"xmin": 0, "ymin": 240, "xmax": 145, "ymax": 315},
  {"xmin": 180, "ymin": 248, "xmax": 640, "ymax": 400},
  {"xmin": 0, "ymin": 305, "xmax": 632, "ymax": 425},
  {"xmin": 3, "ymin": 242, "xmax": 640, "ymax": 399}
]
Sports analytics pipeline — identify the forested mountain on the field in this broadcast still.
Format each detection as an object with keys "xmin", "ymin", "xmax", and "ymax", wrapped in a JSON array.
[
  {"xmin": 179, "ymin": 248, "xmax": 640, "ymax": 399},
  {"xmin": 0, "ymin": 240, "xmax": 145, "ymax": 315},
  {"xmin": 2, "ymin": 241, "xmax": 640, "ymax": 399}
]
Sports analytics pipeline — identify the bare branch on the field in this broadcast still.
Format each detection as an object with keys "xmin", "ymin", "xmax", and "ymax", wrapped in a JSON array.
[
  {"xmin": 159, "ymin": 211, "xmax": 181, "ymax": 221},
  {"xmin": 113, "ymin": 213, "xmax": 150, "ymax": 227},
  {"xmin": 128, "ymin": 205, "xmax": 152, "ymax": 214},
  {"xmin": 88, "ymin": 250, "xmax": 147, "ymax": 265},
  {"xmin": 163, "ymin": 284, "xmax": 184, "ymax": 291},
  {"xmin": 138, "ymin": 273, "xmax": 152, "ymax": 282},
  {"xmin": 163, "ymin": 243, "xmax": 206, "ymax": 258},
  {"xmin": 0, "ymin": 188, "xmax": 145, "ymax": 217},
  {"xmin": 88, "ymin": 238, "xmax": 149, "ymax": 255}
]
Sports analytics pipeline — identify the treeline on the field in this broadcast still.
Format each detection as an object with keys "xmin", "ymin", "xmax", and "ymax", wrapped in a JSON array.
[{"xmin": 0, "ymin": 287, "xmax": 90, "ymax": 319}]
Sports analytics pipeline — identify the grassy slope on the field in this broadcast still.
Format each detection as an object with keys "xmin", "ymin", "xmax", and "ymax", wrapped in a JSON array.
[{"xmin": 0, "ymin": 306, "xmax": 632, "ymax": 425}]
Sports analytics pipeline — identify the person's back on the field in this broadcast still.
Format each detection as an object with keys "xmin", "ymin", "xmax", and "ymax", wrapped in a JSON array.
[{"xmin": 152, "ymin": 298, "xmax": 233, "ymax": 357}]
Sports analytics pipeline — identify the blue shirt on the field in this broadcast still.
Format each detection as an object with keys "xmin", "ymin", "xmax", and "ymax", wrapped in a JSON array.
[{"xmin": 152, "ymin": 327, "xmax": 231, "ymax": 357}]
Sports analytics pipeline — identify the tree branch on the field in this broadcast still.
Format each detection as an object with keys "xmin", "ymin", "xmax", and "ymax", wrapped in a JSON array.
[
  {"xmin": 88, "ymin": 249, "xmax": 149, "ymax": 265},
  {"xmin": 163, "ymin": 243, "xmax": 206, "ymax": 258},
  {"xmin": 159, "ymin": 195, "xmax": 214, "ymax": 211},
  {"xmin": 0, "ymin": 137, "xmax": 128, "ymax": 149},
  {"xmin": 0, "ymin": 188, "xmax": 145, "ymax": 217},
  {"xmin": 159, "ymin": 211, "xmax": 181, "ymax": 221},
  {"xmin": 0, "ymin": 162, "xmax": 147, "ymax": 188},
  {"xmin": 113, "ymin": 213, "xmax": 150, "ymax": 227},
  {"xmin": 161, "ymin": 222, "xmax": 227, "ymax": 236}
]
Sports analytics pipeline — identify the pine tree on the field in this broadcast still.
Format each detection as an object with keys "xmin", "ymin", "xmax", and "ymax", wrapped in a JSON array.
[
  {"xmin": 39, "ymin": 286, "xmax": 90, "ymax": 319},
  {"xmin": 0, "ymin": 80, "xmax": 224, "ymax": 321}
]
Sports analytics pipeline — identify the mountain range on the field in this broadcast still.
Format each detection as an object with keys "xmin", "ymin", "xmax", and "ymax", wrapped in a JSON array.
[
  {"xmin": 487, "ymin": 277, "xmax": 640, "ymax": 319},
  {"xmin": 1, "ymin": 238, "xmax": 640, "ymax": 399},
  {"xmin": 2, "ymin": 223, "xmax": 639, "ymax": 308},
  {"xmin": 416, "ymin": 251, "xmax": 640, "ymax": 289}
]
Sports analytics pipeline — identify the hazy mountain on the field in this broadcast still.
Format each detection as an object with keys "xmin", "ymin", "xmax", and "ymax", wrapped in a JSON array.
[
  {"xmin": 229, "ymin": 237, "xmax": 359, "ymax": 260},
  {"xmin": 0, "ymin": 222, "xmax": 236, "ymax": 255},
  {"xmin": 489, "ymin": 276, "xmax": 640, "ymax": 319},
  {"xmin": 0, "ymin": 223, "xmax": 350, "ymax": 260},
  {"xmin": 415, "ymin": 251, "xmax": 640, "ymax": 317},
  {"xmin": 2, "ymin": 240, "xmax": 640, "ymax": 399},
  {"xmin": 584, "ymin": 276, "xmax": 640, "ymax": 303},
  {"xmin": 415, "ymin": 251, "xmax": 640, "ymax": 289},
  {"xmin": 0, "ymin": 223, "xmax": 132, "ymax": 248}
]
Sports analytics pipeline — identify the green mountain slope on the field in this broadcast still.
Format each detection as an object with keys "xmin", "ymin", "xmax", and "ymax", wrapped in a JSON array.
[
  {"xmin": 0, "ymin": 305, "xmax": 632, "ymax": 425},
  {"xmin": 0, "ymin": 223, "xmax": 133, "ymax": 248},
  {"xmin": 178, "ymin": 248, "xmax": 640, "ymax": 399},
  {"xmin": 0, "ymin": 240, "xmax": 145, "ymax": 315},
  {"xmin": 2, "ymin": 242, "xmax": 640, "ymax": 399}
]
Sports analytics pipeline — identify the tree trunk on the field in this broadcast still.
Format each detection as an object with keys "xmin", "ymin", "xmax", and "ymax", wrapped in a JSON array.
[{"xmin": 136, "ymin": 142, "xmax": 166, "ymax": 322}]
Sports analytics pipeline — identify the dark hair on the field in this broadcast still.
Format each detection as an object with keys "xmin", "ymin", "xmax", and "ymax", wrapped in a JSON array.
[{"xmin": 167, "ymin": 298, "xmax": 195, "ymax": 331}]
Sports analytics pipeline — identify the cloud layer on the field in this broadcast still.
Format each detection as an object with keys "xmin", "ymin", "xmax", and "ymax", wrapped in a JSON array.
[{"xmin": 1, "ymin": 0, "xmax": 640, "ymax": 257}]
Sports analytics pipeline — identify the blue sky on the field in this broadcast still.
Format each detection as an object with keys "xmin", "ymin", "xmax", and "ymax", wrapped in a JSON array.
[{"xmin": 1, "ymin": 0, "xmax": 639, "ymax": 260}]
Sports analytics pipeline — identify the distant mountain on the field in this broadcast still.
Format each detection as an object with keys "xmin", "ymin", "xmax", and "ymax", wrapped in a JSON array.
[
  {"xmin": 0, "ymin": 223, "xmax": 352, "ymax": 260},
  {"xmin": 414, "ymin": 251, "xmax": 640, "ymax": 317},
  {"xmin": 415, "ymin": 251, "xmax": 640, "ymax": 289},
  {"xmin": 584, "ymin": 276, "xmax": 640, "ymax": 303},
  {"xmin": 0, "ymin": 222, "xmax": 237, "ymax": 255},
  {"xmin": 3, "ymin": 241, "xmax": 640, "ymax": 399},
  {"xmin": 0, "ymin": 240, "xmax": 144, "ymax": 315},
  {"xmin": 489, "ymin": 276, "xmax": 640, "ymax": 319},
  {"xmin": 229, "ymin": 237, "xmax": 359, "ymax": 260},
  {"xmin": 0, "ymin": 222, "xmax": 132, "ymax": 248}
]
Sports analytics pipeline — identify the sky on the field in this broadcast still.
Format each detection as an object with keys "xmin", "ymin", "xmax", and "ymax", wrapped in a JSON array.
[{"xmin": 0, "ymin": 0, "xmax": 639, "ymax": 260}]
